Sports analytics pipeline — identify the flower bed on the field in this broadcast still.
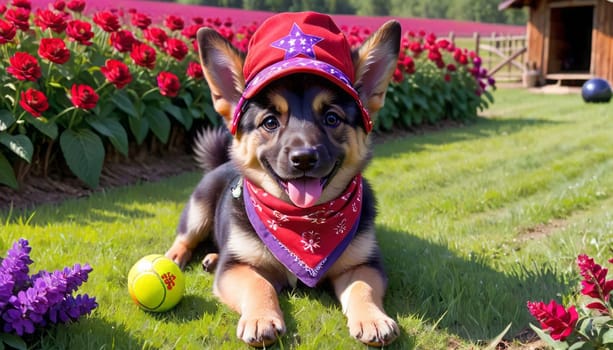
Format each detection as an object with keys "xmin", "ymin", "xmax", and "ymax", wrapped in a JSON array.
[{"xmin": 0, "ymin": 0, "xmax": 495, "ymax": 190}]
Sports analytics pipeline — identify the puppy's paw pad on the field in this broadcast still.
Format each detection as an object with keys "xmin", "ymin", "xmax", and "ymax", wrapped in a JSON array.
[{"xmin": 237, "ymin": 315, "xmax": 286, "ymax": 347}]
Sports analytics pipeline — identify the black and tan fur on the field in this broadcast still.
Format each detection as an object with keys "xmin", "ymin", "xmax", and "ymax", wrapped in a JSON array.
[{"xmin": 166, "ymin": 18, "xmax": 401, "ymax": 347}]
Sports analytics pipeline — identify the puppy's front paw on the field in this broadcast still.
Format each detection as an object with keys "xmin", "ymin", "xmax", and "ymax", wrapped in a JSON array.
[
  {"xmin": 165, "ymin": 240, "xmax": 192, "ymax": 269},
  {"xmin": 237, "ymin": 313, "xmax": 286, "ymax": 347},
  {"xmin": 347, "ymin": 307, "xmax": 399, "ymax": 347}
]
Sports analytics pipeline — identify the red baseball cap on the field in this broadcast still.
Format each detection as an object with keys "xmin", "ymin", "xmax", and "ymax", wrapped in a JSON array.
[{"xmin": 230, "ymin": 12, "xmax": 372, "ymax": 134}]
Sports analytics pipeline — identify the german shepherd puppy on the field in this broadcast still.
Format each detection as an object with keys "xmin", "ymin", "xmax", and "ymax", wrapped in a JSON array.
[{"xmin": 166, "ymin": 12, "xmax": 401, "ymax": 347}]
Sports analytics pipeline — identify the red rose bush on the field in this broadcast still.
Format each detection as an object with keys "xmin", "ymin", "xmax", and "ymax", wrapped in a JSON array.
[
  {"xmin": 0, "ymin": 0, "xmax": 219, "ymax": 189},
  {"xmin": 0, "ymin": 0, "xmax": 495, "ymax": 190},
  {"xmin": 528, "ymin": 254, "xmax": 613, "ymax": 349}
]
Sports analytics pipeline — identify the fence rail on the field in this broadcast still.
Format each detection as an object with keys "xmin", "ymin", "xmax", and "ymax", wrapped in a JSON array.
[
  {"xmin": 447, "ymin": 32, "xmax": 528, "ymax": 83},
  {"xmin": 475, "ymin": 33, "xmax": 528, "ymax": 82}
]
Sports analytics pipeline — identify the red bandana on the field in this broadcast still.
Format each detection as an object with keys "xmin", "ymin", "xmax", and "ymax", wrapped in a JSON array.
[{"xmin": 243, "ymin": 175, "xmax": 363, "ymax": 287}]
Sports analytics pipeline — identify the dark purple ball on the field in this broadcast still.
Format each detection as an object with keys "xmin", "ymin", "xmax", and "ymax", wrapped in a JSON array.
[{"xmin": 581, "ymin": 78, "xmax": 612, "ymax": 103}]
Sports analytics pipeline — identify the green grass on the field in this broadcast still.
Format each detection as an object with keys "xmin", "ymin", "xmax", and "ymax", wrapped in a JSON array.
[{"xmin": 2, "ymin": 88, "xmax": 612, "ymax": 349}]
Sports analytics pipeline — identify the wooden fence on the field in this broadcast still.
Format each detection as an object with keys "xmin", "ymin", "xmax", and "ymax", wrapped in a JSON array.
[
  {"xmin": 447, "ymin": 32, "xmax": 528, "ymax": 83},
  {"xmin": 475, "ymin": 33, "xmax": 527, "ymax": 82}
]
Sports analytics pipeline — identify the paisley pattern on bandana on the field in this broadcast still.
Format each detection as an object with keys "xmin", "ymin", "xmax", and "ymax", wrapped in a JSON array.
[{"xmin": 243, "ymin": 175, "xmax": 363, "ymax": 287}]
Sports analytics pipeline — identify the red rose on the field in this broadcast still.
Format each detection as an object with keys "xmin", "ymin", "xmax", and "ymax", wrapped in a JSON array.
[
  {"xmin": 392, "ymin": 68, "xmax": 403, "ymax": 83},
  {"xmin": 143, "ymin": 27, "xmax": 168, "ymax": 49},
  {"xmin": 110, "ymin": 30, "xmax": 135, "ymax": 53},
  {"xmin": 130, "ymin": 42, "xmax": 156, "ymax": 69},
  {"xmin": 53, "ymin": 0, "xmax": 66, "ymax": 11},
  {"xmin": 157, "ymin": 71, "xmax": 180, "ymax": 97},
  {"xmin": 66, "ymin": 0, "xmax": 85, "ymax": 12},
  {"xmin": 186, "ymin": 61, "xmax": 203, "ymax": 80},
  {"xmin": 34, "ymin": 9, "xmax": 67, "ymax": 33},
  {"xmin": 0, "ymin": 5, "xmax": 6, "ymax": 15},
  {"xmin": 38, "ymin": 38, "xmax": 70, "ymax": 64},
  {"xmin": 427, "ymin": 48, "xmax": 442, "ymax": 63},
  {"xmin": 19, "ymin": 88, "xmax": 49, "ymax": 117},
  {"xmin": 7, "ymin": 52, "xmax": 41, "ymax": 81},
  {"xmin": 0, "ymin": 19, "xmax": 17, "ymax": 44},
  {"xmin": 163, "ymin": 15, "xmax": 184, "ymax": 31},
  {"xmin": 11, "ymin": 0, "xmax": 31, "ymax": 10},
  {"xmin": 131, "ymin": 12, "xmax": 151, "ymax": 30},
  {"xmin": 409, "ymin": 41, "xmax": 422, "ymax": 55},
  {"xmin": 93, "ymin": 10, "xmax": 120, "ymax": 33},
  {"xmin": 66, "ymin": 20, "xmax": 94, "ymax": 46},
  {"xmin": 100, "ymin": 59, "xmax": 132, "ymax": 89},
  {"xmin": 4, "ymin": 7, "xmax": 30, "ymax": 31},
  {"xmin": 70, "ymin": 84, "xmax": 99, "ymax": 109},
  {"xmin": 454, "ymin": 48, "xmax": 468, "ymax": 65},
  {"xmin": 181, "ymin": 24, "xmax": 201, "ymax": 40},
  {"xmin": 164, "ymin": 38, "xmax": 188, "ymax": 61}
]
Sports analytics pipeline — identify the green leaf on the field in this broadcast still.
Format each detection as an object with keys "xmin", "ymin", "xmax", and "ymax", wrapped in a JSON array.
[
  {"xmin": 128, "ymin": 116, "xmax": 149, "ymax": 145},
  {"xmin": 0, "ymin": 110, "xmax": 15, "ymax": 131},
  {"xmin": 0, "ymin": 151, "xmax": 18, "ymax": 189},
  {"xmin": 204, "ymin": 103, "xmax": 219, "ymax": 125},
  {"xmin": 24, "ymin": 114, "xmax": 58, "ymax": 139},
  {"xmin": 181, "ymin": 108, "xmax": 194, "ymax": 130},
  {"xmin": 180, "ymin": 92, "xmax": 193, "ymax": 106},
  {"xmin": 413, "ymin": 94, "xmax": 429, "ymax": 110},
  {"xmin": 0, "ymin": 134, "xmax": 33, "ymax": 163},
  {"xmin": 144, "ymin": 105, "xmax": 171, "ymax": 143},
  {"xmin": 86, "ymin": 116, "xmax": 129, "ymax": 156},
  {"xmin": 162, "ymin": 103, "xmax": 182, "ymax": 122},
  {"xmin": 567, "ymin": 341, "xmax": 586, "ymax": 350},
  {"xmin": 483, "ymin": 323, "xmax": 512, "ymax": 350},
  {"xmin": 112, "ymin": 91, "xmax": 139, "ymax": 118},
  {"xmin": 97, "ymin": 102, "xmax": 116, "ymax": 119},
  {"xmin": 0, "ymin": 333, "xmax": 27, "ymax": 350},
  {"xmin": 529, "ymin": 323, "xmax": 568, "ymax": 350},
  {"xmin": 59, "ymin": 128, "xmax": 104, "ymax": 188},
  {"xmin": 602, "ymin": 328, "xmax": 613, "ymax": 344}
]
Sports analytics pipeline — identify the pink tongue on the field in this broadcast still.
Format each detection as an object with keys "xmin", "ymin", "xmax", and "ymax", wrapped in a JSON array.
[{"xmin": 287, "ymin": 178, "xmax": 323, "ymax": 208}]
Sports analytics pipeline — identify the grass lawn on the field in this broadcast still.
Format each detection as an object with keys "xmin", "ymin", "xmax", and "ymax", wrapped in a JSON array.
[{"xmin": 2, "ymin": 87, "xmax": 612, "ymax": 349}]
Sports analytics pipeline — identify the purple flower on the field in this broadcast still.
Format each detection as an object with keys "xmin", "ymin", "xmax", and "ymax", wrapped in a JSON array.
[
  {"xmin": 2, "ymin": 308, "xmax": 35, "ymax": 335},
  {"xmin": 1, "ymin": 238, "xmax": 33, "ymax": 289},
  {"xmin": 0, "ymin": 239, "xmax": 98, "ymax": 336},
  {"xmin": 48, "ymin": 294, "xmax": 97, "ymax": 324},
  {"xmin": 2, "ymin": 289, "xmax": 47, "ymax": 335},
  {"xmin": 0, "ymin": 272, "xmax": 15, "ymax": 309},
  {"xmin": 63, "ymin": 263, "xmax": 92, "ymax": 293}
]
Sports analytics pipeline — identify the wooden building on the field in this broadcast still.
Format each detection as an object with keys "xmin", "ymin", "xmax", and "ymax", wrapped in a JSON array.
[{"xmin": 499, "ymin": 0, "xmax": 613, "ymax": 85}]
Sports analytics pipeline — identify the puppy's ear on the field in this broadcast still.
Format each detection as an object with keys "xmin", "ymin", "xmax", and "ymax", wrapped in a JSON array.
[
  {"xmin": 197, "ymin": 28, "xmax": 245, "ymax": 128},
  {"xmin": 352, "ymin": 20, "xmax": 401, "ymax": 117}
]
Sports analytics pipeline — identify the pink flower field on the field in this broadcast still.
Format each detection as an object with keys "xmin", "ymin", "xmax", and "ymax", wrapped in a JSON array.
[{"xmin": 31, "ymin": 0, "xmax": 525, "ymax": 37}]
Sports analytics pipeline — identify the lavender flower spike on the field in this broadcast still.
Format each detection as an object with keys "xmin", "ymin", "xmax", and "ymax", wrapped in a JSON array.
[{"xmin": 0, "ymin": 238, "xmax": 34, "ymax": 290}]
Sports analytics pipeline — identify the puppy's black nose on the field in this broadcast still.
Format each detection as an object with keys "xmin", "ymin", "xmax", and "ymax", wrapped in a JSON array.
[{"xmin": 290, "ymin": 148, "xmax": 319, "ymax": 172}]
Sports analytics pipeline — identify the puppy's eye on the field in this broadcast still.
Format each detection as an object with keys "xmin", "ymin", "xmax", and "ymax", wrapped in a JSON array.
[
  {"xmin": 323, "ymin": 111, "xmax": 342, "ymax": 128},
  {"xmin": 261, "ymin": 116, "xmax": 280, "ymax": 131}
]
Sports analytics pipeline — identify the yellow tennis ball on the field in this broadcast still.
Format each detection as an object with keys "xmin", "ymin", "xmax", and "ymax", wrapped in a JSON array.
[{"xmin": 128, "ymin": 254, "xmax": 185, "ymax": 312}]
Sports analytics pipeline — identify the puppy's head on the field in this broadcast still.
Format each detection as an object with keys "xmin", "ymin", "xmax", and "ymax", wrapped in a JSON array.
[{"xmin": 197, "ymin": 12, "xmax": 400, "ymax": 207}]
